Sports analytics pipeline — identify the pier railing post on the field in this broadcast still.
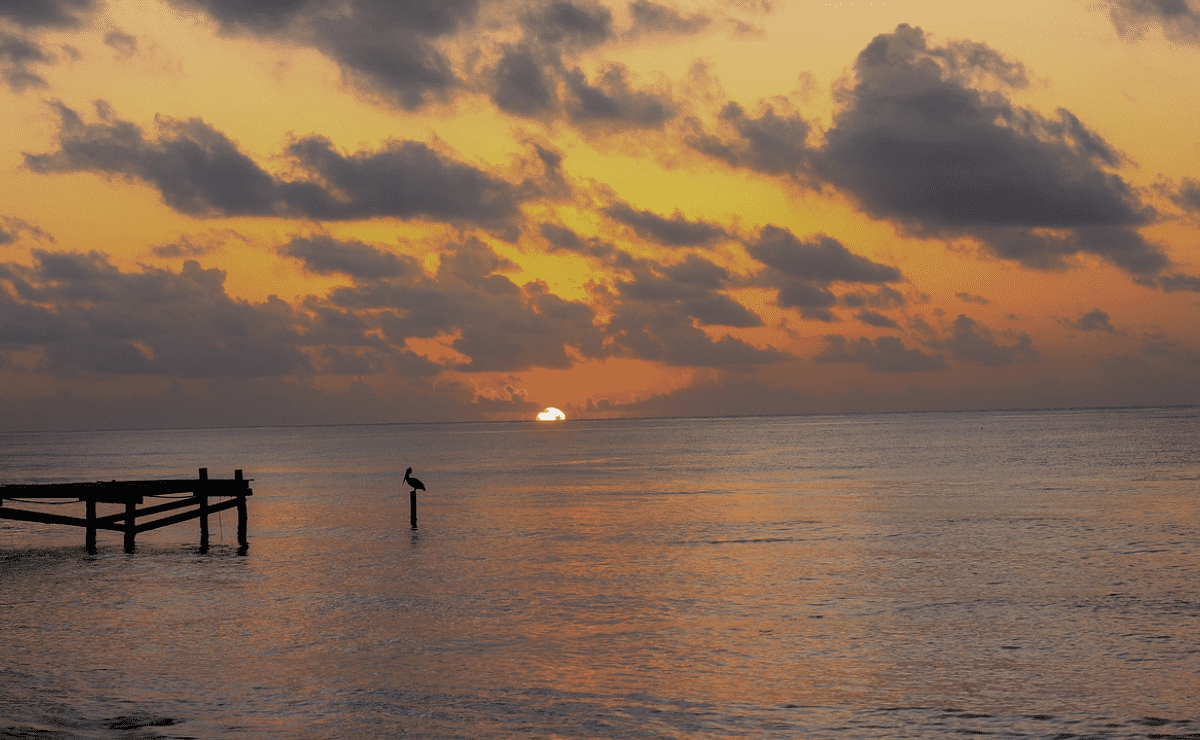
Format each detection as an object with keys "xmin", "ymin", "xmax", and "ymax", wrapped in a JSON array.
[
  {"xmin": 85, "ymin": 499, "xmax": 96, "ymax": 554},
  {"xmin": 123, "ymin": 499, "xmax": 136, "ymax": 553},
  {"xmin": 198, "ymin": 467, "xmax": 209, "ymax": 552}
]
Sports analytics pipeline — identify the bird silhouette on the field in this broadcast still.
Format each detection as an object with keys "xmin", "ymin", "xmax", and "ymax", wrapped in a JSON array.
[{"xmin": 404, "ymin": 467, "xmax": 425, "ymax": 492}]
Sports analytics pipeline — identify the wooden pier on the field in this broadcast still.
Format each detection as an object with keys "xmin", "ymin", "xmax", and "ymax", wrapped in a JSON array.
[{"xmin": 0, "ymin": 468, "xmax": 252, "ymax": 554}]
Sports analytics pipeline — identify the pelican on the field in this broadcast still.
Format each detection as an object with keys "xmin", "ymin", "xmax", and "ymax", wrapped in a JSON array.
[{"xmin": 404, "ymin": 467, "xmax": 425, "ymax": 492}]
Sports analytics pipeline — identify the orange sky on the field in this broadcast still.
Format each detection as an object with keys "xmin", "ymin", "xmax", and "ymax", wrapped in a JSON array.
[{"xmin": 0, "ymin": 0, "xmax": 1198, "ymax": 429}]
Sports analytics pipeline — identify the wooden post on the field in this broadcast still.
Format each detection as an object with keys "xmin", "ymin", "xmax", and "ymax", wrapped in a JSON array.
[
  {"xmin": 85, "ymin": 499, "xmax": 96, "ymax": 554},
  {"xmin": 123, "ymin": 499, "xmax": 137, "ymax": 553},
  {"xmin": 235, "ymin": 471, "xmax": 247, "ymax": 549},
  {"xmin": 410, "ymin": 490, "xmax": 417, "ymax": 529},
  {"xmin": 198, "ymin": 468, "xmax": 209, "ymax": 552}
]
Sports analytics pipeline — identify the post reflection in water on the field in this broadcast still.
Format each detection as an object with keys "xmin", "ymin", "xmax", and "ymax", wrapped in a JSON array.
[{"xmin": 0, "ymin": 407, "xmax": 1198, "ymax": 738}]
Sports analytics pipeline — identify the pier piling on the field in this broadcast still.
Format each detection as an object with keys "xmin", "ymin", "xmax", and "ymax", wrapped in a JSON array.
[
  {"xmin": 86, "ymin": 500, "xmax": 97, "ymax": 554},
  {"xmin": 124, "ymin": 500, "xmax": 137, "ymax": 553},
  {"xmin": 198, "ymin": 468, "xmax": 209, "ymax": 553},
  {"xmin": 0, "ymin": 469, "xmax": 253, "ymax": 554}
]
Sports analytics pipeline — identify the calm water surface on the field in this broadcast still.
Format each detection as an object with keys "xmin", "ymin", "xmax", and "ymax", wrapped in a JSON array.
[{"xmin": 1, "ymin": 408, "xmax": 1198, "ymax": 738}]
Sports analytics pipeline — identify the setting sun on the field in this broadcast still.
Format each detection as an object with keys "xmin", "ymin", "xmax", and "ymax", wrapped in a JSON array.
[{"xmin": 536, "ymin": 407, "xmax": 566, "ymax": 422}]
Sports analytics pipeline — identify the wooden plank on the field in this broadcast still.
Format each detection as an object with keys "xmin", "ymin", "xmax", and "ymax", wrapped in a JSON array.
[
  {"xmin": 136, "ymin": 496, "xmax": 239, "ymax": 533},
  {"xmin": 93, "ymin": 496, "xmax": 201, "ymax": 526},
  {"xmin": 0, "ymin": 479, "xmax": 252, "ymax": 501},
  {"xmin": 0, "ymin": 506, "xmax": 124, "ymax": 531}
]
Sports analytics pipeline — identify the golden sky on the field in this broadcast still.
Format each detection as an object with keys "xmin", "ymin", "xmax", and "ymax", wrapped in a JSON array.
[{"xmin": 1, "ymin": 0, "xmax": 1198, "ymax": 429}]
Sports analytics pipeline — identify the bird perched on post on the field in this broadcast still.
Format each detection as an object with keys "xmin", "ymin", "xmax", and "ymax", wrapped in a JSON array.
[{"xmin": 404, "ymin": 467, "xmax": 425, "ymax": 492}]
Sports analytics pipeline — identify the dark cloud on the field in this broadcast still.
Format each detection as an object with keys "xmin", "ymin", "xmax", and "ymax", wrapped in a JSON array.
[
  {"xmin": 818, "ymin": 25, "xmax": 1163, "ymax": 271},
  {"xmin": 627, "ymin": 1, "xmax": 710, "ymax": 36},
  {"xmin": 855, "ymin": 310, "xmax": 899, "ymax": 329},
  {"xmin": 603, "ymin": 202, "xmax": 727, "ymax": 247},
  {"xmin": 956, "ymin": 292, "xmax": 990, "ymax": 305},
  {"xmin": 615, "ymin": 253, "xmax": 762, "ymax": 328},
  {"xmin": 814, "ymin": 335, "xmax": 946, "ymax": 372},
  {"xmin": 279, "ymin": 235, "xmax": 421, "ymax": 280},
  {"xmin": 492, "ymin": 45, "xmax": 557, "ymax": 116},
  {"xmin": 0, "ymin": 1, "xmax": 95, "ymax": 92},
  {"xmin": 747, "ymin": 226, "xmax": 901, "ymax": 283},
  {"xmin": 326, "ymin": 238, "xmax": 607, "ymax": 373},
  {"xmin": 1142, "ymin": 328, "xmax": 1200, "ymax": 365},
  {"xmin": 1172, "ymin": 177, "xmax": 1200, "ymax": 212},
  {"xmin": 841, "ymin": 285, "xmax": 907, "ymax": 310},
  {"xmin": 148, "ymin": 232, "xmax": 236, "ymax": 258},
  {"xmin": 0, "ymin": 27, "xmax": 53, "ymax": 91},
  {"xmin": 0, "ymin": 251, "xmax": 317, "ymax": 378},
  {"xmin": 1102, "ymin": 0, "xmax": 1200, "ymax": 44},
  {"xmin": 1061, "ymin": 308, "xmax": 1116, "ymax": 333},
  {"xmin": 170, "ymin": 0, "xmax": 479, "ymax": 109},
  {"xmin": 685, "ymin": 102, "xmax": 812, "ymax": 178},
  {"xmin": 537, "ymin": 222, "xmax": 784, "ymax": 365},
  {"xmin": 483, "ymin": 3, "xmax": 678, "ymax": 130},
  {"xmin": 0, "ymin": 216, "xmax": 54, "ymax": 245},
  {"xmin": 937, "ymin": 314, "xmax": 1037, "ymax": 367},
  {"xmin": 0, "ymin": 0, "xmax": 95, "ymax": 29},
  {"xmin": 103, "ymin": 28, "xmax": 137, "ymax": 57},
  {"xmin": 744, "ymin": 225, "xmax": 901, "ymax": 321},
  {"xmin": 564, "ymin": 63, "xmax": 675, "ymax": 129},
  {"xmin": 688, "ymin": 24, "xmax": 1186, "ymax": 286},
  {"xmin": 524, "ymin": 1, "xmax": 614, "ymax": 47},
  {"xmin": 25, "ymin": 102, "xmax": 523, "ymax": 235},
  {"xmin": 1158, "ymin": 272, "xmax": 1200, "ymax": 292}
]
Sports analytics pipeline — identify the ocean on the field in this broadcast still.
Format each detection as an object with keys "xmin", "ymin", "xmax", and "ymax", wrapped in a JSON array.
[{"xmin": 1, "ymin": 407, "xmax": 1198, "ymax": 739}]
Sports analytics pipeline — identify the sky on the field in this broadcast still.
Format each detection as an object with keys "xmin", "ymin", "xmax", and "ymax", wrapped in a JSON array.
[{"xmin": 1, "ymin": 0, "xmax": 1199, "ymax": 430}]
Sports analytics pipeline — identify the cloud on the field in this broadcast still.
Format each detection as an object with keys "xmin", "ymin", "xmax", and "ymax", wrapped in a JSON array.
[
  {"xmin": 525, "ymin": 1, "xmax": 614, "ymax": 47},
  {"xmin": 817, "ymin": 26, "xmax": 1167, "ymax": 272},
  {"xmin": 936, "ymin": 314, "xmax": 1037, "ymax": 367},
  {"xmin": 278, "ymin": 235, "xmax": 422, "ymax": 280},
  {"xmin": 564, "ymin": 63, "xmax": 676, "ymax": 129},
  {"xmin": 491, "ymin": 45, "xmax": 557, "ymax": 117},
  {"xmin": 0, "ymin": 0, "xmax": 96, "ymax": 91},
  {"xmin": 0, "ymin": 216, "xmax": 54, "ymax": 245},
  {"xmin": 627, "ymin": 1, "xmax": 710, "ymax": 37},
  {"xmin": 0, "ymin": 251, "xmax": 318, "ymax": 378},
  {"xmin": 685, "ymin": 101, "xmax": 812, "ymax": 178},
  {"xmin": 1061, "ymin": 308, "xmax": 1117, "ymax": 333},
  {"xmin": 603, "ymin": 201, "xmax": 728, "ymax": 247},
  {"xmin": 0, "ymin": 27, "xmax": 53, "ymax": 91},
  {"xmin": 169, "ymin": 0, "xmax": 479, "ymax": 109},
  {"xmin": 25, "ymin": 102, "xmax": 524, "ymax": 235},
  {"xmin": 1172, "ymin": 177, "xmax": 1200, "ymax": 212},
  {"xmin": 538, "ymin": 222, "xmax": 785, "ymax": 365},
  {"xmin": 814, "ymin": 335, "xmax": 946, "ymax": 372},
  {"xmin": 956, "ymin": 292, "xmax": 990, "ymax": 305},
  {"xmin": 103, "ymin": 28, "xmax": 137, "ymax": 57},
  {"xmin": 1102, "ymin": 0, "xmax": 1200, "ymax": 45},
  {"xmin": 322, "ymin": 237, "xmax": 608, "ymax": 372},
  {"xmin": 855, "ymin": 310, "xmax": 899, "ymax": 329},
  {"xmin": 1142, "ymin": 328, "xmax": 1200, "ymax": 365},
  {"xmin": 744, "ymin": 225, "xmax": 902, "ymax": 321},
  {"xmin": 688, "ymin": 24, "xmax": 1190, "ymax": 287},
  {"xmin": 0, "ymin": 0, "xmax": 95, "ymax": 28},
  {"xmin": 483, "ymin": 2, "xmax": 678, "ymax": 130},
  {"xmin": 747, "ymin": 226, "xmax": 901, "ymax": 283}
]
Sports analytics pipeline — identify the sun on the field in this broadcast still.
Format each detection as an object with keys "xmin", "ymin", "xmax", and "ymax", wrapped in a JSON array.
[{"xmin": 536, "ymin": 407, "xmax": 566, "ymax": 421}]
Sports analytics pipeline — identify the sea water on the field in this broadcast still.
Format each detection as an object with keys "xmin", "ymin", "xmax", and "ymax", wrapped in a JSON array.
[{"xmin": 1, "ymin": 407, "xmax": 1198, "ymax": 739}]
